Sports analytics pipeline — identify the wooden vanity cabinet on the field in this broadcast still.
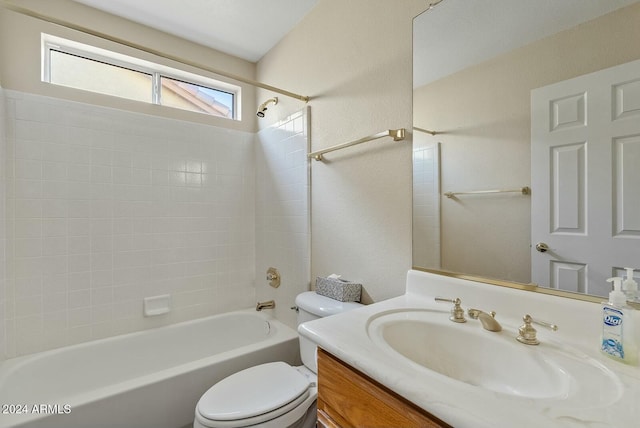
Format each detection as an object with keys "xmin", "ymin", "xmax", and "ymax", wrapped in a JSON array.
[{"xmin": 316, "ymin": 348, "xmax": 451, "ymax": 428}]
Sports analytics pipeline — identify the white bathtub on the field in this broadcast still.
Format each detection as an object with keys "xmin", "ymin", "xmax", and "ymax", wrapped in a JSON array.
[{"xmin": 0, "ymin": 310, "xmax": 300, "ymax": 428}]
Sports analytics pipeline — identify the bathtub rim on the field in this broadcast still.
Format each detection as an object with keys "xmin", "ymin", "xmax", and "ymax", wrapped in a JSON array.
[{"xmin": 0, "ymin": 309, "xmax": 299, "ymax": 427}]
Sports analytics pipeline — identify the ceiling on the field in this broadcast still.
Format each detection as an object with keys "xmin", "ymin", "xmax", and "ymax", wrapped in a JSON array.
[
  {"xmin": 414, "ymin": 0, "xmax": 639, "ymax": 88},
  {"xmin": 69, "ymin": 0, "xmax": 638, "ymax": 83},
  {"xmin": 71, "ymin": 0, "xmax": 319, "ymax": 63}
]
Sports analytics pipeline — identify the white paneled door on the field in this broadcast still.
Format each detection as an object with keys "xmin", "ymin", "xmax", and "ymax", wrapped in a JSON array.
[{"xmin": 531, "ymin": 59, "xmax": 640, "ymax": 297}]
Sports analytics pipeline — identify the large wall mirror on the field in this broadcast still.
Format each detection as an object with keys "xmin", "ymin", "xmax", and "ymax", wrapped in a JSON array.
[{"xmin": 413, "ymin": 0, "xmax": 640, "ymax": 299}]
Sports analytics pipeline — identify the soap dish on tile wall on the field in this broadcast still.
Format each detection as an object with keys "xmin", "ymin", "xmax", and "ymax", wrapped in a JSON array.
[{"xmin": 144, "ymin": 294, "xmax": 171, "ymax": 316}]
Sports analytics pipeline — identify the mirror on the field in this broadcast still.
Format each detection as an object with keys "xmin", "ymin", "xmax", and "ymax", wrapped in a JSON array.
[{"xmin": 413, "ymin": 0, "xmax": 640, "ymax": 299}]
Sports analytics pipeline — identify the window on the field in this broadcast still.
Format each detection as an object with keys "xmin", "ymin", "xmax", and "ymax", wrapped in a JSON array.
[{"xmin": 42, "ymin": 34, "xmax": 239, "ymax": 120}]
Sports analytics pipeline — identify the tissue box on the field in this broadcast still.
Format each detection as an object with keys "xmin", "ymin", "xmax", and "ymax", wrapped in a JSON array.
[{"xmin": 315, "ymin": 276, "xmax": 362, "ymax": 302}]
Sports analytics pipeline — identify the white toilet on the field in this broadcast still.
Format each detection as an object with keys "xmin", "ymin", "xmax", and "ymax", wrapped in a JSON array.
[{"xmin": 193, "ymin": 292, "xmax": 362, "ymax": 428}]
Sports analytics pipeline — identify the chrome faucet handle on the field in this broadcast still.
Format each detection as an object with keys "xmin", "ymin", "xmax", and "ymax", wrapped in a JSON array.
[
  {"xmin": 435, "ymin": 297, "xmax": 466, "ymax": 323},
  {"xmin": 516, "ymin": 314, "xmax": 558, "ymax": 345}
]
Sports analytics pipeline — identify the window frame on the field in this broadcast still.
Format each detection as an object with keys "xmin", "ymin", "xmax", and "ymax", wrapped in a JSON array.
[{"xmin": 41, "ymin": 33, "xmax": 241, "ymax": 120}]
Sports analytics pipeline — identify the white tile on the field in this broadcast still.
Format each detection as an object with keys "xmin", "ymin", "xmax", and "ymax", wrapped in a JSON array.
[
  {"xmin": 15, "ymin": 297, "xmax": 42, "ymax": 318},
  {"xmin": 68, "ymin": 271, "xmax": 91, "ymax": 291},
  {"xmin": 67, "ymin": 325, "xmax": 92, "ymax": 345},
  {"xmin": 68, "ymin": 164, "xmax": 92, "ymax": 182},
  {"xmin": 42, "ymin": 181, "xmax": 68, "ymax": 199},
  {"xmin": 91, "ymin": 252, "xmax": 113, "ymax": 271},
  {"xmin": 113, "ymin": 167, "xmax": 132, "ymax": 184},
  {"xmin": 43, "ymin": 293, "xmax": 68, "ymax": 314},
  {"xmin": 113, "ymin": 151, "xmax": 132, "ymax": 167},
  {"xmin": 43, "ymin": 199, "xmax": 68, "ymax": 218},
  {"xmin": 43, "ymin": 218, "xmax": 67, "ymax": 237},
  {"xmin": 15, "ymin": 179, "xmax": 42, "ymax": 199},
  {"xmin": 43, "ymin": 274, "xmax": 68, "ymax": 294},
  {"xmin": 91, "ymin": 288, "xmax": 113, "ymax": 306},
  {"xmin": 91, "ymin": 148, "xmax": 113, "ymax": 166},
  {"xmin": 14, "ymin": 199, "xmax": 42, "ymax": 218},
  {"xmin": 69, "ymin": 254, "xmax": 90, "ymax": 273},
  {"xmin": 42, "ymin": 142, "xmax": 70, "ymax": 163},
  {"xmin": 68, "ymin": 289, "xmax": 90, "ymax": 309},
  {"xmin": 14, "ymin": 277, "xmax": 42, "ymax": 298},
  {"xmin": 91, "ymin": 200, "xmax": 113, "ymax": 218},
  {"xmin": 14, "ymin": 120, "xmax": 43, "ymax": 141},
  {"xmin": 15, "ymin": 140, "xmax": 42, "ymax": 160},
  {"xmin": 91, "ymin": 218, "xmax": 113, "ymax": 236},
  {"xmin": 91, "ymin": 165, "xmax": 112, "ymax": 183},
  {"xmin": 15, "ymin": 159, "xmax": 42, "ymax": 179},
  {"xmin": 41, "ymin": 255, "xmax": 68, "ymax": 275},
  {"xmin": 14, "ymin": 219, "xmax": 42, "ymax": 238},
  {"xmin": 68, "ymin": 145, "xmax": 92, "ymax": 164},
  {"xmin": 2, "ymin": 92, "xmax": 287, "ymax": 354},
  {"xmin": 91, "ymin": 270, "xmax": 114, "ymax": 288},
  {"xmin": 68, "ymin": 307, "xmax": 91, "ymax": 329},
  {"xmin": 68, "ymin": 182, "xmax": 92, "ymax": 199},
  {"xmin": 43, "ymin": 237, "xmax": 68, "ymax": 256},
  {"xmin": 68, "ymin": 218, "xmax": 90, "ymax": 236}
]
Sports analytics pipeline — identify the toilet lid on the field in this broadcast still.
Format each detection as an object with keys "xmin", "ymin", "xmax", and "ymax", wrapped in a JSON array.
[{"xmin": 197, "ymin": 362, "xmax": 311, "ymax": 423}]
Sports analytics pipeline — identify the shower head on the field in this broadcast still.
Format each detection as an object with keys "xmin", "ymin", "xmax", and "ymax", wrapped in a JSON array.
[{"xmin": 256, "ymin": 97, "xmax": 278, "ymax": 118}]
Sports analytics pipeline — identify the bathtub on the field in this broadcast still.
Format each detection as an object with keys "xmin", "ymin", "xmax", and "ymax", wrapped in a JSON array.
[{"xmin": 0, "ymin": 310, "xmax": 300, "ymax": 428}]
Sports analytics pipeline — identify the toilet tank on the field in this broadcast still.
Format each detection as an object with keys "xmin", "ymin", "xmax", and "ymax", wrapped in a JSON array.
[{"xmin": 295, "ymin": 291, "xmax": 363, "ymax": 373}]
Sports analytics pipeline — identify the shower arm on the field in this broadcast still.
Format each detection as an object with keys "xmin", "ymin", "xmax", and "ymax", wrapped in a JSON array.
[{"xmin": 1, "ymin": 0, "xmax": 311, "ymax": 103}]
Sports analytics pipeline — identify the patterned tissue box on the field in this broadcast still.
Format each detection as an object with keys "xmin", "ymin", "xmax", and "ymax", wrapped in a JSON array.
[{"xmin": 315, "ymin": 276, "xmax": 362, "ymax": 302}]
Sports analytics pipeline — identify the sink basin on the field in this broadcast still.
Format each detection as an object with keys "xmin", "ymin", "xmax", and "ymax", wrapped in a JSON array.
[{"xmin": 367, "ymin": 309, "xmax": 623, "ymax": 404}]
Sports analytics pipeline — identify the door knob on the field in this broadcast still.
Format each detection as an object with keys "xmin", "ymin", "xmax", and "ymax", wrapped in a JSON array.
[{"xmin": 535, "ymin": 242, "xmax": 549, "ymax": 253}]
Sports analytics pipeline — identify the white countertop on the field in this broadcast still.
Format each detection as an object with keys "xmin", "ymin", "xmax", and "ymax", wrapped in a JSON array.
[{"xmin": 298, "ymin": 270, "xmax": 640, "ymax": 428}]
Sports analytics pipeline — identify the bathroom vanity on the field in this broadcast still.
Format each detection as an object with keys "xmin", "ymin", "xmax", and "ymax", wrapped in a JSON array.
[
  {"xmin": 316, "ymin": 348, "xmax": 448, "ymax": 427},
  {"xmin": 300, "ymin": 270, "xmax": 640, "ymax": 428}
]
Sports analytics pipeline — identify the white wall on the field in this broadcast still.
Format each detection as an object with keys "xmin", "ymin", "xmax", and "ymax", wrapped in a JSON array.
[
  {"xmin": 2, "ymin": 91, "xmax": 257, "ymax": 358},
  {"xmin": 257, "ymin": 0, "xmax": 426, "ymax": 303}
]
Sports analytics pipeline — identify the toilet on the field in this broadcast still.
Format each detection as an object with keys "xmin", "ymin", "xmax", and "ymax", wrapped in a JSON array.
[{"xmin": 193, "ymin": 292, "xmax": 363, "ymax": 428}]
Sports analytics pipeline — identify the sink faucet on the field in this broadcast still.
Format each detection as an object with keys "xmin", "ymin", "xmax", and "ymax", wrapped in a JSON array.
[
  {"xmin": 467, "ymin": 309, "xmax": 502, "ymax": 332},
  {"xmin": 256, "ymin": 300, "xmax": 275, "ymax": 311}
]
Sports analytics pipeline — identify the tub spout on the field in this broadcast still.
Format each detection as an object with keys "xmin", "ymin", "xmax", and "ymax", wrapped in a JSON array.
[{"xmin": 256, "ymin": 300, "xmax": 275, "ymax": 311}]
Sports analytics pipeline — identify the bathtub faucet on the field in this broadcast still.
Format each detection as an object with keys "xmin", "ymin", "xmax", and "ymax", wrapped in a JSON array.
[{"xmin": 256, "ymin": 300, "xmax": 276, "ymax": 311}]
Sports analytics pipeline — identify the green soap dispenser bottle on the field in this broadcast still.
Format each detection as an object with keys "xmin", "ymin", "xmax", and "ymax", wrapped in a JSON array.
[{"xmin": 601, "ymin": 277, "xmax": 637, "ymax": 365}]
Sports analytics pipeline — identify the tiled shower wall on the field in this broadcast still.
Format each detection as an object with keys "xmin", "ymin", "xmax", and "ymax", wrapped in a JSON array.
[
  {"xmin": 412, "ymin": 134, "xmax": 440, "ymax": 270},
  {"xmin": 255, "ymin": 109, "xmax": 310, "ymax": 329},
  {"xmin": 2, "ymin": 91, "xmax": 258, "ymax": 358}
]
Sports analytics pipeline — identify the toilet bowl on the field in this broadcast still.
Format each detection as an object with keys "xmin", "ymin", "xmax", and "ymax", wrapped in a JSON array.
[{"xmin": 193, "ymin": 292, "xmax": 362, "ymax": 428}]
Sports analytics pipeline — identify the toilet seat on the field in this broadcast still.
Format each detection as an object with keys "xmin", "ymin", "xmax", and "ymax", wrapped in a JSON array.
[{"xmin": 196, "ymin": 362, "xmax": 313, "ymax": 428}]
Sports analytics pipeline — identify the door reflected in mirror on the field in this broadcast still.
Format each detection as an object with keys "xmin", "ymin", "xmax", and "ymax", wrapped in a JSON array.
[{"xmin": 412, "ymin": 0, "xmax": 640, "ymax": 298}]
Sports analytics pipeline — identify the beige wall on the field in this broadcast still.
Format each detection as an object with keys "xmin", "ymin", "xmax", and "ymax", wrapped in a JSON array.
[
  {"xmin": 257, "ymin": 0, "xmax": 426, "ymax": 302},
  {"xmin": 0, "ymin": 0, "xmax": 256, "ymax": 132},
  {"xmin": 413, "ymin": 3, "xmax": 640, "ymax": 284}
]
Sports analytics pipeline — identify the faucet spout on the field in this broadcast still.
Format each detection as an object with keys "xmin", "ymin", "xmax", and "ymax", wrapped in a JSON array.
[
  {"xmin": 256, "ymin": 300, "xmax": 275, "ymax": 311},
  {"xmin": 467, "ymin": 309, "xmax": 502, "ymax": 332}
]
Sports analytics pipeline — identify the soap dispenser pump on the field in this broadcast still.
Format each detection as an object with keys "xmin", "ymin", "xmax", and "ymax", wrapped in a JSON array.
[
  {"xmin": 623, "ymin": 267, "xmax": 638, "ymax": 301},
  {"xmin": 601, "ymin": 277, "xmax": 637, "ymax": 365}
]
